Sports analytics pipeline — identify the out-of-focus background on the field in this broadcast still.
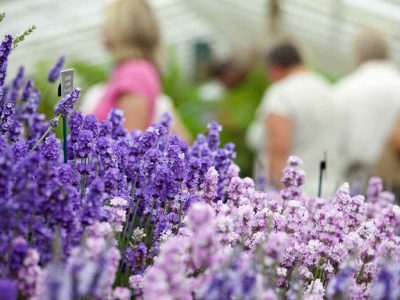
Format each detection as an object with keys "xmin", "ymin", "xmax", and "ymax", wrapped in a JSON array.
[{"xmin": 2, "ymin": 0, "xmax": 400, "ymax": 176}]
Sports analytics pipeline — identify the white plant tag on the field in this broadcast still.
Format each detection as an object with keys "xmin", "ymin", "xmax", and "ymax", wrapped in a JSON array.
[{"xmin": 60, "ymin": 69, "xmax": 74, "ymax": 97}]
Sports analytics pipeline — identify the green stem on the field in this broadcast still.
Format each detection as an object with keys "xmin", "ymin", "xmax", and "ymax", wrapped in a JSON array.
[
  {"xmin": 120, "ymin": 176, "xmax": 139, "ymax": 249},
  {"xmin": 177, "ymin": 201, "xmax": 183, "ymax": 233},
  {"xmin": 356, "ymin": 262, "xmax": 366, "ymax": 283},
  {"xmin": 122, "ymin": 265, "xmax": 131, "ymax": 286},
  {"xmin": 80, "ymin": 158, "xmax": 86, "ymax": 197},
  {"xmin": 29, "ymin": 126, "xmax": 52, "ymax": 152},
  {"xmin": 122, "ymin": 197, "xmax": 142, "ymax": 252},
  {"xmin": 80, "ymin": 175, "xmax": 85, "ymax": 197},
  {"xmin": 144, "ymin": 198, "xmax": 156, "ymax": 238},
  {"xmin": 62, "ymin": 116, "xmax": 68, "ymax": 163}
]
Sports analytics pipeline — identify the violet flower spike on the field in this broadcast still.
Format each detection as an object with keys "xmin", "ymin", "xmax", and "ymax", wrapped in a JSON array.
[
  {"xmin": 54, "ymin": 87, "xmax": 80, "ymax": 116},
  {"xmin": 0, "ymin": 35, "xmax": 13, "ymax": 87},
  {"xmin": 0, "ymin": 278, "xmax": 18, "ymax": 300},
  {"xmin": 47, "ymin": 56, "xmax": 65, "ymax": 83}
]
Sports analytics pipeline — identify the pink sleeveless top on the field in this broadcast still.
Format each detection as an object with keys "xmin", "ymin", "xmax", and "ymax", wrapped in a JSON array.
[{"xmin": 93, "ymin": 59, "xmax": 160, "ymax": 126}]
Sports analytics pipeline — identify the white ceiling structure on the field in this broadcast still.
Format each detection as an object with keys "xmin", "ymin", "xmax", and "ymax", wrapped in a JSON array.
[{"xmin": 1, "ymin": 0, "xmax": 400, "ymax": 78}]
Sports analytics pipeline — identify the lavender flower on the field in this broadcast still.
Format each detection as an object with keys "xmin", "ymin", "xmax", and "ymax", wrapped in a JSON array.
[
  {"xmin": 280, "ymin": 156, "xmax": 305, "ymax": 200},
  {"xmin": 0, "ymin": 278, "xmax": 17, "ymax": 300},
  {"xmin": 129, "ymin": 274, "xmax": 143, "ymax": 297},
  {"xmin": 263, "ymin": 232, "xmax": 290, "ymax": 265},
  {"xmin": 4, "ymin": 36, "xmax": 400, "ymax": 299},
  {"xmin": 0, "ymin": 35, "xmax": 13, "ymax": 87},
  {"xmin": 201, "ymin": 167, "xmax": 219, "ymax": 203},
  {"xmin": 69, "ymin": 110, "xmax": 83, "ymax": 143},
  {"xmin": 7, "ymin": 66, "xmax": 24, "ymax": 105},
  {"xmin": 125, "ymin": 242, "xmax": 147, "ymax": 274},
  {"xmin": 54, "ymin": 87, "xmax": 80, "ymax": 116},
  {"xmin": 303, "ymin": 279, "xmax": 325, "ymax": 299},
  {"xmin": 47, "ymin": 56, "xmax": 65, "ymax": 83},
  {"xmin": 108, "ymin": 109, "xmax": 127, "ymax": 139},
  {"xmin": 39, "ymin": 135, "xmax": 60, "ymax": 162},
  {"xmin": 326, "ymin": 267, "xmax": 354, "ymax": 299},
  {"xmin": 21, "ymin": 79, "xmax": 33, "ymax": 101},
  {"xmin": 198, "ymin": 252, "xmax": 256, "ymax": 300},
  {"xmin": 111, "ymin": 287, "xmax": 131, "ymax": 300},
  {"xmin": 73, "ymin": 129, "xmax": 94, "ymax": 158},
  {"xmin": 370, "ymin": 262, "xmax": 400, "ymax": 300},
  {"xmin": 17, "ymin": 249, "xmax": 41, "ymax": 298},
  {"xmin": 105, "ymin": 197, "xmax": 128, "ymax": 232}
]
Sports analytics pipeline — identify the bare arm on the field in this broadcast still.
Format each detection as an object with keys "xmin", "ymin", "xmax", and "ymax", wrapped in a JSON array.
[
  {"xmin": 170, "ymin": 106, "xmax": 192, "ymax": 144},
  {"xmin": 266, "ymin": 113, "xmax": 292, "ymax": 188},
  {"xmin": 117, "ymin": 93, "xmax": 151, "ymax": 132},
  {"xmin": 390, "ymin": 118, "xmax": 400, "ymax": 154}
]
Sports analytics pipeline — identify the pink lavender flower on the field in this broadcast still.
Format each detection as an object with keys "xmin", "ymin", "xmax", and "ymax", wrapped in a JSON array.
[
  {"xmin": 304, "ymin": 279, "xmax": 325, "ymax": 299},
  {"xmin": 227, "ymin": 163, "xmax": 240, "ymax": 180},
  {"xmin": 87, "ymin": 222, "xmax": 113, "ymax": 238},
  {"xmin": 367, "ymin": 177, "xmax": 383, "ymax": 203},
  {"xmin": 302, "ymin": 239, "xmax": 323, "ymax": 268},
  {"xmin": 110, "ymin": 287, "xmax": 131, "ymax": 300},
  {"xmin": 129, "ymin": 274, "xmax": 143, "ymax": 297},
  {"xmin": 282, "ymin": 200, "xmax": 308, "ymax": 235},
  {"xmin": 314, "ymin": 205, "xmax": 347, "ymax": 247},
  {"xmin": 280, "ymin": 156, "xmax": 305, "ymax": 200},
  {"xmin": 201, "ymin": 167, "xmax": 218, "ymax": 203},
  {"xmin": 260, "ymin": 289, "xmax": 279, "ymax": 300},
  {"xmin": 263, "ymin": 232, "xmax": 290, "ymax": 265},
  {"xmin": 104, "ymin": 197, "xmax": 128, "ymax": 232},
  {"xmin": 228, "ymin": 176, "xmax": 256, "ymax": 206},
  {"xmin": 143, "ymin": 236, "xmax": 192, "ymax": 300},
  {"xmin": 17, "ymin": 249, "xmax": 41, "ymax": 298},
  {"xmin": 332, "ymin": 184, "xmax": 366, "ymax": 230}
]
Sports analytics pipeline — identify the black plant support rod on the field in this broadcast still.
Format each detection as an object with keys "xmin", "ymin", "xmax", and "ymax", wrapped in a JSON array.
[
  {"xmin": 58, "ymin": 84, "xmax": 68, "ymax": 163},
  {"xmin": 318, "ymin": 152, "xmax": 327, "ymax": 198}
]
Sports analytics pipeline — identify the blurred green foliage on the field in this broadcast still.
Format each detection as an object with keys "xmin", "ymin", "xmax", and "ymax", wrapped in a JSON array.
[
  {"xmin": 163, "ymin": 57, "xmax": 267, "ymax": 177},
  {"xmin": 33, "ymin": 60, "xmax": 110, "ymax": 137},
  {"xmin": 34, "ymin": 58, "xmax": 268, "ymax": 177}
]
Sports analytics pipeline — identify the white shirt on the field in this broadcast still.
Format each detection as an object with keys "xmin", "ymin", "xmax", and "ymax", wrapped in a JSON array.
[
  {"xmin": 247, "ymin": 71, "xmax": 342, "ymax": 196},
  {"xmin": 334, "ymin": 60, "xmax": 400, "ymax": 176}
]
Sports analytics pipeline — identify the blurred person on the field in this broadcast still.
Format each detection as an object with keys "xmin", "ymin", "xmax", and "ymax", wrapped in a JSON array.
[
  {"xmin": 373, "ymin": 117, "xmax": 400, "ymax": 196},
  {"xmin": 92, "ymin": 0, "xmax": 161, "ymax": 131},
  {"xmin": 247, "ymin": 42, "xmax": 341, "ymax": 195},
  {"xmin": 198, "ymin": 59, "xmax": 248, "ymax": 101},
  {"xmin": 334, "ymin": 28, "xmax": 400, "ymax": 188},
  {"xmin": 82, "ymin": 85, "xmax": 191, "ymax": 142},
  {"xmin": 87, "ymin": 0, "xmax": 191, "ymax": 141},
  {"xmin": 154, "ymin": 94, "xmax": 192, "ymax": 143}
]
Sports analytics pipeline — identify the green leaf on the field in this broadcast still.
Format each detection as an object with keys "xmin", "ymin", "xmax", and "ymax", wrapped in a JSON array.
[
  {"xmin": 0, "ymin": 12, "xmax": 5, "ymax": 23},
  {"xmin": 13, "ymin": 24, "xmax": 36, "ymax": 49}
]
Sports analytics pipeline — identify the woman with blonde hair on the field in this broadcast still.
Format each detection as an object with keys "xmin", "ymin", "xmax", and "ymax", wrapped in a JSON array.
[{"xmin": 92, "ymin": 0, "xmax": 161, "ymax": 131}]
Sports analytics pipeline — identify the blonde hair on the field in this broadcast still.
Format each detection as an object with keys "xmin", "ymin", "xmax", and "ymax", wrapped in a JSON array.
[
  {"xmin": 354, "ymin": 27, "xmax": 389, "ymax": 65},
  {"xmin": 104, "ymin": 0, "xmax": 160, "ymax": 66}
]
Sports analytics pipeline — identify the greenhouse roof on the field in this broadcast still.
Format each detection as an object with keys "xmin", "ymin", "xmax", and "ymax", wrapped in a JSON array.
[{"xmin": 1, "ymin": 0, "xmax": 400, "ymax": 76}]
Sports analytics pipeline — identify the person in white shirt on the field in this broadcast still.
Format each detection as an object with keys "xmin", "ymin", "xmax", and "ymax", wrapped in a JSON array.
[
  {"xmin": 334, "ymin": 28, "xmax": 400, "ymax": 187},
  {"xmin": 247, "ymin": 42, "xmax": 341, "ymax": 196}
]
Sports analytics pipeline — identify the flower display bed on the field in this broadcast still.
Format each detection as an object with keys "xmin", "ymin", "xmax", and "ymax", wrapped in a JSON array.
[{"xmin": 1, "ymin": 30, "xmax": 400, "ymax": 300}]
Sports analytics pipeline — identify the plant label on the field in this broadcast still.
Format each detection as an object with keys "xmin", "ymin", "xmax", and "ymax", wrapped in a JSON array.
[{"xmin": 60, "ymin": 69, "xmax": 74, "ymax": 97}]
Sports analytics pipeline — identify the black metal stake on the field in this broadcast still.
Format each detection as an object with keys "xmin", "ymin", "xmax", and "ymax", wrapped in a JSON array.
[
  {"xmin": 318, "ymin": 152, "xmax": 327, "ymax": 197},
  {"xmin": 58, "ymin": 84, "xmax": 68, "ymax": 163},
  {"xmin": 62, "ymin": 116, "xmax": 68, "ymax": 163}
]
